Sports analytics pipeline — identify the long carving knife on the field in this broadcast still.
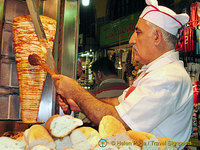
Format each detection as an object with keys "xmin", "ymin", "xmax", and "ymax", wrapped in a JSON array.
[
  {"xmin": 26, "ymin": 0, "xmax": 71, "ymax": 114},
  {"xmin": 25, "ymin": 0, "xmax": 57, "ymax": 73}
]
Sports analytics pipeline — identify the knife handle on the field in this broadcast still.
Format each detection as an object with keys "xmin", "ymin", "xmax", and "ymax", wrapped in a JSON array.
[{"xmin": 56, "ymin": 93, "xmax": 71, "ymax": 115}]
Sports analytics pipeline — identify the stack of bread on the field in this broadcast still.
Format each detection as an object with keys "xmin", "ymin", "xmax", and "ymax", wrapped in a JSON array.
[{"xmin": 0, "ymin": 115, "xmax": 177, "ymax": 150}]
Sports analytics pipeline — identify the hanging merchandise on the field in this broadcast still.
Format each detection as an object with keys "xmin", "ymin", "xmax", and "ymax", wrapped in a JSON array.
[
  {"xmin": 176, "ymin": 25, "xmax": 195, "ymax": 53},
  {"xmin": 192, "ymin": 81, "xmax": 200, "ymax": 141},
  {"xmin": 184, "ymin": 25, "xmax": 195, "ymax": 53},
  {"xmin": 194, "ymin": 81, "xmax": 200, "ymax": 105},
  {"xmin": 176, "ymin": 1, "xmax": 200, "ymax": 54},
  {"xmin": 187, "ymin": 62, "xmax": 200, "ymax": 84},
  {"xmin": 190, "ymin": 2, "xmax": 200, "ymax": 27},
  {"xmin": 195, "ymin": 26, "xmax": 200, "ymax": 55},
  {"xmin": 185, "ymin": 2, "xmax": 200, "ymax": 145},
  {"xmin": 192, "ymin": 2, "xmax": 200, "ymax": 55}
]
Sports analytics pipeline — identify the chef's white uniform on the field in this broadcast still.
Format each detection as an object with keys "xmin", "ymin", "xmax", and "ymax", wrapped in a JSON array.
[{"xmin": 115, "ymin": 50, "xmax": 193, "ymax": 149}]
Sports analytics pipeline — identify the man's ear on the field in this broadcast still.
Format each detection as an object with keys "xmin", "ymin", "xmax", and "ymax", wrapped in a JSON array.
[
  {"xmin": 97, "ymin": 70, "xmax": 103, "ymax": 79},
  {"xmin": 153, "ymin": 29, "xmax": 162, "ymax": 46}
]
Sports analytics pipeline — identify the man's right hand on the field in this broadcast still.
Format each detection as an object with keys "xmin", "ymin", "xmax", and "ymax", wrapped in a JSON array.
[{"xmin": 58, "ymin": 97, "xmax": 81, "ymax": 113}]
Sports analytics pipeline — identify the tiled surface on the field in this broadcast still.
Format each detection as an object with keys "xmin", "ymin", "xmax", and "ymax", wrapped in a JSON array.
[
  {"xmin": 11, "ymin": 62, "xmax": 18, "ymax": 87},
  {"xmin": 0, "ymin": 95, "xmax": 21, "ymax": 120},
  {"xmin": 0, "ymin": 96, "xmax": 9, "ymax": 119},
  {"xmin": 0, "ymin": 0, "xmax": 28, "ymax": 120},
  {"xmin": 4, "ymin": 0, "xmax": 28, "ymax": 23},
  {"xmin": 0, "ymin": 63, "xmax": 11, "ymax": 86},
  {"xmin": 9, "ymin": 95, "xmax": 21, "ymax": 119},
  {"xmin": 1, "ymin": 31, "xmax": 13, "ymax": 56}
]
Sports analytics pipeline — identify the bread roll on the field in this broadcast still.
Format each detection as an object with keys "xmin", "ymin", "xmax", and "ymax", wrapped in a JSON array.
[
  {"xmin": 45, "ymin": 115, "xmax": 83, "ymax": 138},
  {"xmin": 55, "ymin": 136, "xmax": 72, "ymax": 150},
  {"xmin": 70, "ymin": 127, "xmax": 101, "ymax": 150},
  {"xmin": 30, "ymin": 144, "xmax": 51, "ymax": 150},
  {"xmin": 0, "ymin": 137, "xmax": 26, "ymax": 150},
  {"xmin": 105, "ymin": 132, "xmax": 132, "ymax": 148},
  {"xmin": 142, "ymin": 136, "xmax": 159, "ymax": 150},
  {"xmin": 99, "ymin": 115, "xmax": 126, "ymax": 137},
  {"xmin": 92, "ymin": 143, "xmax": 118, "ymax": 150},
  {"xmin": 119, "ymin": 144, "xmax": 141, "ymax": 150},
  {"xmin": 23, "ymin": 124, "xmax": 56, "ymax": 150},
  {"xmin": 13, "ymin": 15, "xmax": 56, "ymax": 123},
  {"xmin": 126, "ymin": 130, "xmax": 155, "ymax": 147},
  {"xmin": 158, "ymin": 138, "xmax": 176, "ymax": 150}
]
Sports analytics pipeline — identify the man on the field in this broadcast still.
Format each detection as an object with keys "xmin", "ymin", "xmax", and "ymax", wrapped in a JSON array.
[
  {"xmin": 52, "ymin": 0, "xmax": 193, "ymax": 149},
  {"xmin": 91, "ymin": 57, "xmax": 128, "ymax": 98}
]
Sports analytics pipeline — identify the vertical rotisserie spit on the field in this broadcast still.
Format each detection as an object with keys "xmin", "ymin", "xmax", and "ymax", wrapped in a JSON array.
[{"xmin": 12, "ymin": 15, "xmax": 56, "ymax": 123}]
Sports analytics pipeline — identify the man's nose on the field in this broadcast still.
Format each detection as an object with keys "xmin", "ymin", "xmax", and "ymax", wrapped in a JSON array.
[{"xmin": 129, "ymin": 32, "xmax": 136, "ymax": 45}]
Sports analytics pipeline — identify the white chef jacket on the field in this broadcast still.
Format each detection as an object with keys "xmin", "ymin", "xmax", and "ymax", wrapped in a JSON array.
[{"xmin": 115, "ymin": 50, "xmax": 193, "ymax": 149}]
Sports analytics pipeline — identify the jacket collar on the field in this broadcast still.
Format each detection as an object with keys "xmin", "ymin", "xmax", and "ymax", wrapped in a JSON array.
[{"xmin": 137, "ymin": 49, "xmax": 179, "ymax": 74}]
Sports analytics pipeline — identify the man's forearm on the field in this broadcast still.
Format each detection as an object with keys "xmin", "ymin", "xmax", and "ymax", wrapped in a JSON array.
[
  {"xmin": 99, "ymin": 97, "xmax": 119, "ymax": 106},
  {"xmin": 72, "ymin": 88, "xmax": 130, "ymax": 130}
]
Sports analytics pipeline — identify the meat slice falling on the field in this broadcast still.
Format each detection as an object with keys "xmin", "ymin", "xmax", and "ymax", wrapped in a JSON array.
[{"xmin": 12, "ymin": 15, "xmax": 56, "ymax": 123}]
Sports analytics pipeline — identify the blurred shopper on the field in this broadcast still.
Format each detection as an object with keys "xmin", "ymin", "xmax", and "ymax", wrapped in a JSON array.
[{"xmin": 91, "ymin": 57, "xmax": 128, "ymax": 98}]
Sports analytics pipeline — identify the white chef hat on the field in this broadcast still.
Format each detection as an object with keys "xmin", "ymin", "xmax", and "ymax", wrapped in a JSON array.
[{"xmin": 139, "ymin": 0, "xmax": 189, "ymax": 35}]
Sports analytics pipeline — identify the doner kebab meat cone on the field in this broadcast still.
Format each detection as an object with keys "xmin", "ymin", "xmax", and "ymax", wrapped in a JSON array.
[{"xmin": 12, "ymin": 15, "xmax": 56, "ymax": 123}]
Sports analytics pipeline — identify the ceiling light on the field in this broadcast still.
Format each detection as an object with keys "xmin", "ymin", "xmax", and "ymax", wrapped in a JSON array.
[{"xmin": 82, "ymin": 0, "xmax": 90, "ymax": 6}]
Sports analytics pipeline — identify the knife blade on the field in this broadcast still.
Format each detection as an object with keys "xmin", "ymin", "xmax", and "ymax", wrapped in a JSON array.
[{"xmin": 25, "ymin": 0, "xmax": 57, "ymax": 73}]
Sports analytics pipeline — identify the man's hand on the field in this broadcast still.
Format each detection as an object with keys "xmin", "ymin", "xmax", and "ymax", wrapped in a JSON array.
[
  {"xmin": 58, "ymin": 96, "xmax": 81, "ymax": 113},
  {"xmin": 52, "ymin": 74, "xmax": 83, "ymax": 99},
  {"xmin": 67, "ymin": 98, "xmax": 81, "ymax": 112},
  {"xmin": 57, "ymin": 96, "xmax": 70, "ymax": 114}
]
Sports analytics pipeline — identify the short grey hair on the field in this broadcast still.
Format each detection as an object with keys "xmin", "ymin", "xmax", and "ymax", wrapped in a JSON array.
[{"xmin": 146, "ymin": 21, "xmax": 177, "ymax": 50}]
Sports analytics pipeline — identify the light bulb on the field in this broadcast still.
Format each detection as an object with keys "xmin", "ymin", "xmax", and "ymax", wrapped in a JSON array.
[{"xmin": 82, "ymin": 0, "xmax": 90, "ymax": 6}]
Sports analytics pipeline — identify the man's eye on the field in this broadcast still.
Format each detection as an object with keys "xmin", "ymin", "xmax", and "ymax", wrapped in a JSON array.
[{"xmin": 136, "ymin": 31, "xmax": 141, "ymax": 34}]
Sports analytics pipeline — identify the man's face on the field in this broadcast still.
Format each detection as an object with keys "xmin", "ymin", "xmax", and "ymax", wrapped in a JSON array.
[{"xmin": 129, "ymin": 18, "xmax": 155, "ymax": 65}]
